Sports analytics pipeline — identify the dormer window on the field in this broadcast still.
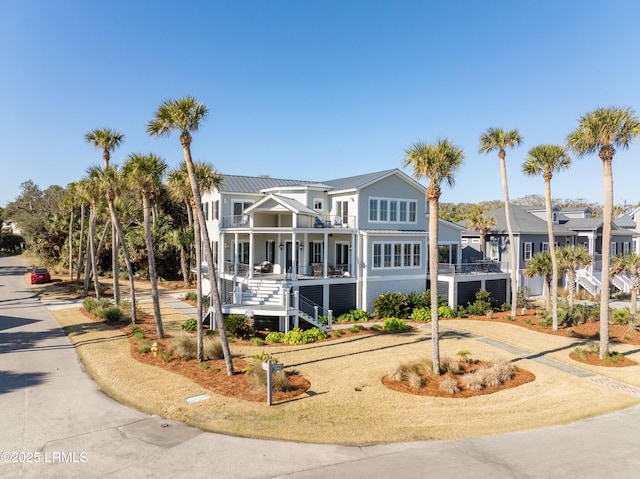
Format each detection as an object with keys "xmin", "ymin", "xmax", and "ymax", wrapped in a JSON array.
[
  {"xmin": 314, "ymin": 199, "xmax": 324, "ymax": 211},
  {"xmin": 552, "ymin": 211, "xmax": 559, "ymax": 224}
]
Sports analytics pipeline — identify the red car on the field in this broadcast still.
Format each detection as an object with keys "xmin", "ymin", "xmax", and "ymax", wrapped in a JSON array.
[{"xmin": 31, "ymin": 268, "xmax": 51, "ymax": 284}]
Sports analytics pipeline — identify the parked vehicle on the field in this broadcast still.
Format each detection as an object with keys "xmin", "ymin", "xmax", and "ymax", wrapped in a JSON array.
[{"xmin": 31, "ymin": 268, "xmax": 51, "ymax": 284}]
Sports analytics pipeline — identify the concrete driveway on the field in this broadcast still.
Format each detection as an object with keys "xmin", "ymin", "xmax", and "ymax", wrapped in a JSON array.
[{"xmin": 1, "ymin": 254, "xmax": 639, "ymax": 478}]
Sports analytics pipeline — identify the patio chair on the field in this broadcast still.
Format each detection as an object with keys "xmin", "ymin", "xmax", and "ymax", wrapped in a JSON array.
[
  {"xmin": 312, "ymin": 263, "xmax": 323, "ymax": 277},
  {"xmin": 254, "ymin": 260, "xmax": 272, "ymax": 273}
]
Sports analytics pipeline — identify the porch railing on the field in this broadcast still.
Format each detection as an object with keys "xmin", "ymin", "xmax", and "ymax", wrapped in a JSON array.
[{"xmin": 437, "ymin": 261, "xmax": 503, "ymax": 275}]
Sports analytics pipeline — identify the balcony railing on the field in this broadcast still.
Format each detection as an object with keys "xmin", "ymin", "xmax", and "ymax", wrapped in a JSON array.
[
  {"xmin": 220, "ymin": 214, "xmax": 356, "ymax": 229},
  {"xmin": 437, "ymin": 260, "xmax": 503, "ymax": 275}
]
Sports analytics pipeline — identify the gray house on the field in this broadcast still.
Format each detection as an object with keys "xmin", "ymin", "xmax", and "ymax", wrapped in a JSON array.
[{"xmin": 461, "ymin": 204, "xmax": 635, "ymax": 297}]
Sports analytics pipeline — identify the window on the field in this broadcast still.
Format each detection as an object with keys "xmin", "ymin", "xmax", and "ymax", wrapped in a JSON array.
[
  {"xmin": 336, "ymin": 200, "xmax": 349, "ymax": 225},
  {"xmin": 394, "ymin": 244, "xmax": 402, "ymax": 267},
  {"xmin": 373, "ymin": 244, "xmax": 382, "ymax": 268},
  {"xmin": 490, "ymin": 239, "xmax": 499, "ymax": 260},
  {"xmin": 611, "ymin": 242, "xmax": 617, "ymax": 257},
  {"xmin": 390, "ymin": 201, "xmax": 398, "ymax": 222},
  {"xmin": 369, "ymin": 199, "xmax": 378, "ymax": 221},
  {"xmin": 384, "ymin": 244, "xmax": 392, "ymax": 267},
  {"xmin": 314, "ymin": 198, "xmax": 324, "ymax": 210},
  {"xmin": 369, "ymin": 198, "xmax": 417, "ymax": 224},
  {"xmin": 541, "ymin": 242, "xmax": 549, "ymax": 252},
  {"xmin": 623, "ymin": 242, "xmax": 630, "ymax": 255},
  {"xmin": 552, "ymin": 211, "xmax": 559, "ymax": 224},
  {"xmin": 380, "ymin": 200, "xmax": 388, "ymax": 221},
  {"xmin": 213, "ymin": 200, "xmax": 219, "ymax": 220},
  {"xmin": 523, "ymin": 242, "xmax": 533, "ymax": 260},
  {"xmin": 471, "ymin": 238, "xmax": 480, "ymax": 244},
  {"xmin": 204, "ymin": 202, "xmax": 209, "ymax": 220},
  {"xmin": 310, "ymin": 242, "xmax": 323, "ymax": 263},
  {"xmin": 232, "ymin": 201, "xmax": 252, "ymax": 225},
  {"xmin": 237, "ymin": 242, "xmax": 250, "ymax": 264},
  {"xmin": 372, "ymin": 242, "xmax": 422, "ymax": 269},
  {"xmin": 336, "ymin": 243, "xmax": 349, "ymax": 266}
]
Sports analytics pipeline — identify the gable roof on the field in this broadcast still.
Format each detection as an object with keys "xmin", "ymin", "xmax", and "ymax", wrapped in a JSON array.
[
  {"xmin": 462, "ymin": 205, "xmax": 575, "ymax": 235},
  {"xmin": 244, "ymin": 194, "xmax": 319, "ymax": 216},
  {"xmin": 216, "ymin": 169, "xmax": 425, "ymax": 196},
  {"xmin": 217, "ymin": 175, "xmax": 315, "ymax": 194},
  {"xmin": 323, "ymin": 168, "xmax": 426, "ymax": 194}
]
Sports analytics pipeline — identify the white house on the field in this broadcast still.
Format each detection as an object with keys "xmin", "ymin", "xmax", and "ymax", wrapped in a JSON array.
[{"xmin": 202, "ymin": 169, "xmax": 508, "ymax": 331}]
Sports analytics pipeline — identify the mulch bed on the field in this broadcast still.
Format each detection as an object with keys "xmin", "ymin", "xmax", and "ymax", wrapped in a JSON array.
[
  {"xmin": 382, "ymin": 362, "xmax": 536, "ymax": 398},
  {"xmin": 569, "ymin": 351, "xmax": 638, "ymax": 367}
]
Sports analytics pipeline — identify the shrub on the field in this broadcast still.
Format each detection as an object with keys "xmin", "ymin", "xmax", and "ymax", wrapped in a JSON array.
[
  {"xmin": 265, "ymin": 331, "xmax": 286, "ymax": 343},
  {"xmin": 336, "ymin": 309, "xmax": 371, "ymax": 322},
  {"xmin": 184, "ymin": 290, "xmax": 197, "ymax": 301},
  {"xmin": 250, "ymin": 337, "xmax": 266, "ymax": 346},
  {"xmin": 204, "ymin": 337, "xmax": 224, "ymax": 359},
  {"xmin": 410, "ymin": 307, "xmax": 431, "ymax": 322},
  {"xmin": 466, "ymin": 289, "xmax": 496, "ymax": 316},
  {"xmin": 283, "ymin": 328, "xmax": 307, "ymax": 345},
  {"xmin": 160, "ymin": 349, "xmax": 173, "ymax": 363},
  {"xmin": 173, "ymin": 331, "xmax": 198, "ymax": 359},
  {"xmin": 132, "ymin": 328, "xmax": 145, "ymax": 340},
  {"xmin": 302, "ymin": 327, "xmax": 329, "ymax": 342},
  {"xmin": 456, "ymin": 350, "xmax": 475, "ymax": 364},
  {"xmin": 611, "ymin": 308, "xmax": 632, "ymax": 325},
  {"xmin": 83, "ymin": 297, "xmax": 99, "ymax": 313},
  {"xmin": 119, "ymin": 300, "xmax": 131, "ymax": 315},
  {"xmin": 406, "ymin": 371, "xmax": 426, "ymax": 388},
  {"xmin": 172, "ymin": 332, "xmax": 223, "ymax": 360},
  {"xmin": 382, "ymin": 317, "xmax": 411, "ymax": 331},
  {"xmin": 490, "ymin": 358, "xmax": 515, "ymax": 383},
  {"xmin": 388, "ymin": 358, "xmax": 433, "ymax": 382},
  {"xmin": 369, "ymin": 324, "xmax": 381, "ymax": 331},
  {"xmin": 225, "ymin": 314, "xmax": 255, "ymax": 339},
  {"xmin": 374, "ymin": 292, "xmax": 410, "ymax": 319},
  {"xmin": 456, "ymin": 306, "xmax": 468, "ymax": 318},
  {"xmin": 243, "ymin": 352, "xmax": 290, "ymax": 393},
  {"xmin": 440, "ymin": 356, "xmax": 461, "ymax": 374},
  {"xmin": 138, "ymin": 343, "xmax": 151, "ymax": 354},
  {"xmin": 460, "ymin": 371, "xmax": 485, "ymax": 391},
  {"xmin": 332, "ymin": 329, "xmax": 346, "ymax": 337},
  {"xmin": 96, "ymin": 306, "xmax": 122, "ymax": 323},
  {"xmin": 438, "ymin": 305, "xmax": 456, "ymax": 319},
  {"xmin": 182, "ymin": 318, "xmax": 198, "ymax": 331},
  {"xmin": 439, "ymin": 376, "xmax": 460, "ymax": 394}
]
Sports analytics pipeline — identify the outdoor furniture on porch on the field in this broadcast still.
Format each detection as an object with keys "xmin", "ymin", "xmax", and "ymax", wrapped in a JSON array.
[
  {"xmin": 253, "ymin": 261, "xmax": 272, "ymax": 273},
  {"xmin": 312, "ymin": 263, "xmax": 323, "ymax": 277}
]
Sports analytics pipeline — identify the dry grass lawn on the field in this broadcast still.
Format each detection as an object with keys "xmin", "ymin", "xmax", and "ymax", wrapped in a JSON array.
[{"xmin": 52, "ymin": 300, "xmax": 640, "ymax": 445}]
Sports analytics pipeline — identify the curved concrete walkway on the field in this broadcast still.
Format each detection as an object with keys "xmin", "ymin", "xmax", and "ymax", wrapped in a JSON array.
[{"xmin": 1, "ymin": 255, "xmax": 639, "ymax": 478}]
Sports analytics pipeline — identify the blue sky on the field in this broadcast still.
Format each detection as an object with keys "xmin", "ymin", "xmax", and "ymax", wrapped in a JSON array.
[{"xmin": 1, "ymin": 0, "xmax": 639, "ymax": 209}]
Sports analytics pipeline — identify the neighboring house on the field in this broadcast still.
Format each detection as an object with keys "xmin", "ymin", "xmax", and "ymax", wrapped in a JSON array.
[
  {"xmin": 461, "ymin": 205, "xmax": 635, "ymax": 297},
  {"xmin": 616, "ymin": 206, "xmax": 640, "ymax": 254},
  {"xmin": 201, "ymin": 169, "xmax": 508, "ymax": 331}
]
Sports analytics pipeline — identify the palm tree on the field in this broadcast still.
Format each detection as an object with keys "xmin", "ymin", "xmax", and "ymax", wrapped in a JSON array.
[
  {"xmin": 522, "ymin": 144, "xmax": 572, "ymax": 330},
  {"xmin": 611, "ymin": 253, "xmax": 640, "ymax": 315},
  {"xmin": 557, "ymin": 245, "xmax": 592, "ymax": 308},
  {"xmin": 89, "ymin": 165, "xmax": 138, "ymax": 323},
  {"xmin": 524, "ymin": 251, "xmax": 553, "ymax": 312},
  {"xmin": 78, "ymin": 173, "xmax": 102, "ymax": 299},
  {"xmin": 84, "ymin": 128, "xmax": 124, "ymax": 169},
  {"xmin": 147, "ymin": 96, "xmax": 234, "ymax": 375},
  {"xmin": 466, "ymin": 213, "xmax": 496, "ymax": 259},
  {"xmin": 404, "ymin": 139, "xmax": 464, "ymax": 375},
  {"xmin": 122, "ymin": 153, "xmax": 167, "ymax": 339},
  {"xmin": 479, "ymin": 128, "xmax": 522, "ymax": 318},
  {"xmin": 85, "ymin": 128, "xmax": 125, "ymax": 302},
  {"xmin": 567, "ymin": 107, "xmax": 640, "ymax": 358}
]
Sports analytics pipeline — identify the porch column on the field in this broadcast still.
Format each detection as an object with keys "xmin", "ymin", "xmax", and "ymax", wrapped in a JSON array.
[
  {"xmin": 248, "ymin": 232, "xmax": 255, "ymax": 278},
  {"xmin": 233, "ymin": 232, "xmax": 239, "ymax": 280},
  {"xmin": 351, "ymin": 232, "xmax": 356, "ymax": 277},
  {"xmin": 324, "ymin": 230, "xmax": 329, "ymax": 278},
  {"xmin": 291, "ymin": 232, "xmax": 297, "ymax": 280}
]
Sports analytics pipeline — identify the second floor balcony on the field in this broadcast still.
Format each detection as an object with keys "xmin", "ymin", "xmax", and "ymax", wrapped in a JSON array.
[{"xmin": 221, "ymin": 214, "xmax": 356, "ymax": 230}]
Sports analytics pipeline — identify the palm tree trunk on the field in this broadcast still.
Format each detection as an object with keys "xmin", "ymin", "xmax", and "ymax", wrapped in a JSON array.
[
  {"xmin": 600, "ymin": 159, "xmax": 613, "ymax": 358},
  {"xmin": 68, "ymin": 207, "xmax": 74, "ymax": 281},
  {"xmin": 143, "ymin": 195, "xmax": 164, "ymax": 339},
  {"xmin": 182, "ymin": 143, "xmax": 234, "ymax": 375},
  {"xmin": 545, "ymin": 179, "xmax": 559, "ymax": 330},
  {"xmin": 429, "ymin": 197, "xmax": 440, "ymax": 375},
  {"xmin": 77, "ymin": 202, "xmax": 85, "ymax": 282},
  {"xmin": 107, "ymin": 201, "xmax": 137, "ymax": 323},
  {"xmin": 112, "ymin": 222, "xmax": 120, "ymax": 305},
  {"xmin": 193, "ymin": 210, "xmax": 204, "ymax": 362},
  {"xmin": 500, "ymin": 154, "xmax": 518, "ymax": 317},
  {"xmin": 568, "ymin": 271, "xmax": 576, "ymax": 308},
  {"xmin": 89, "ymin": 205, "xmax": 101, "ymax": 299}
]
